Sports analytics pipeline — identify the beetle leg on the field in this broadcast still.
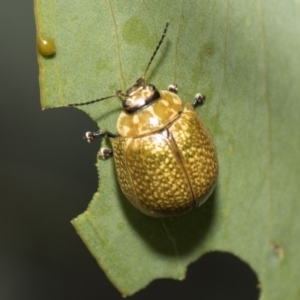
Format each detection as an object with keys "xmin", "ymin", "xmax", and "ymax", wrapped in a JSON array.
[
  {"xmin": 84, "ymin": 130, "xmax": 118, "ymax": 143},
  {"xmin": 168, "ymin": 84, "xmax": 178, "ymax": 94},
  {"xmin": 84, "ymin": 130, "xmax": 118, "ymax": 159},
  {"xmin": 192, "ymin": 93, "xmax": 205, "ymax": 107}
]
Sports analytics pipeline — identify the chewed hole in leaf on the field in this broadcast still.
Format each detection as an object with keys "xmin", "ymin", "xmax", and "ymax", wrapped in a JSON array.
[
  {"xmin": 132, "ymin": 251, "xmax": 260, "ymax": 300},
  {"xmin": 189, "ymin": 252, "xmax": 260, "ymax": 300}
]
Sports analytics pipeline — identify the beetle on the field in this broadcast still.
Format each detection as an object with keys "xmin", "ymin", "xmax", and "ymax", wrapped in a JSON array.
[{"xmin": 68, "ymin": 22, "xmax": 218, "ymax": 217}]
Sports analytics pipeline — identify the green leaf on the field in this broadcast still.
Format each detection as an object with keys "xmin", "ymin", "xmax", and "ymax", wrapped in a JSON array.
[{"xmin": 35, "ymin": 0, "xmax": 300, "ymax": 298}]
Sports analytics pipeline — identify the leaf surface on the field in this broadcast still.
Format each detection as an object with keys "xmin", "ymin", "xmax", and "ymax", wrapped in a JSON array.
[{"xmin": 35, "ymin": 0, "xmax": 300, "ymax": 298}]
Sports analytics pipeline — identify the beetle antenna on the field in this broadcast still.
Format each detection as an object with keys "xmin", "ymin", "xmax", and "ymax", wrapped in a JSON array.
[
  {"xmin": 66, "ymin": 94, "xmax": 116, "ymax": 107},
  {"xmin": 142, "ymin": 22, "xmax": 169, "ymax": 85}
]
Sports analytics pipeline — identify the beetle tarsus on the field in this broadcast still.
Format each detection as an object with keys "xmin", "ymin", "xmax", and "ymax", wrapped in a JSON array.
[
  {"xmin": 99, "ymin": 148, "xmax": 113, "ymax": 160},
  {"xmin": 84, "ymin": 131, "xmax": 97, "ymax": 143},
  {"xmin": 192, "ymin": 93, "xmax": 205, "ymax": 107},
  {"xmin": 168, "ymin": 84, "xmax": 178, "ymax": 94}
]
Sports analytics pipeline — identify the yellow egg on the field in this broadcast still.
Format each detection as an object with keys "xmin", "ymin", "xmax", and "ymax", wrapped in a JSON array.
[{"xmin": 37, "ymin": 36, "xmax": 56, "ymax": 56}]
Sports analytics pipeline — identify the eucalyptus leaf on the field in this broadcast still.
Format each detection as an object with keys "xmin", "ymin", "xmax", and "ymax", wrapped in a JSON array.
[{"xmin": 35, "ymin": 0, "xmax": 300, "ymax": 298}]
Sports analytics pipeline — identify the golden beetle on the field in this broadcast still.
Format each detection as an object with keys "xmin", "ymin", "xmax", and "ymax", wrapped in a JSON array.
[{"xmin": 68, "ymin": 22, "xmax": 218, "ymax": 217}]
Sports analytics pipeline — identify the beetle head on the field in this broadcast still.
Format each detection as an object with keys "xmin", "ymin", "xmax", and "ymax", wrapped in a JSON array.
[{"xmin": 117, "ymin": 78, "xmax": 160, "ymax": 114}]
